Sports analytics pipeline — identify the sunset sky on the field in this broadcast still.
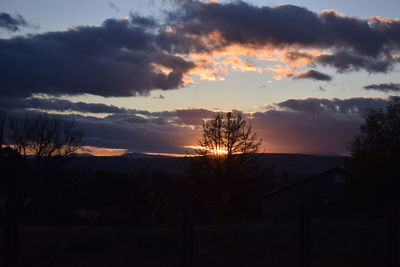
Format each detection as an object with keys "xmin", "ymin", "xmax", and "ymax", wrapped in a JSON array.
[{"xmin": 1, "ymin": 0, "xmax": 399, "ymax": 156}]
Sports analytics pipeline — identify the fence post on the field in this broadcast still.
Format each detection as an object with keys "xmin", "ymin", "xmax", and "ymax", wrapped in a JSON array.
[
  {"xmin": 181, "ymin": 200, "xmax": 193, "ymax": 267},
  {"xmin": 298, "ymin": 202, "xmax": 311, "ymax": 267},
  {"xmin": 387, "ymin": 200, "xmax": 399, "ymax": 267}
]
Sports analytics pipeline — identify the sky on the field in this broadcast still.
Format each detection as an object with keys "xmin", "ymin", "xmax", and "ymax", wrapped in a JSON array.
[{"xmin": 0, "ymin": 0, "xmax": 399, "ymax": 156}]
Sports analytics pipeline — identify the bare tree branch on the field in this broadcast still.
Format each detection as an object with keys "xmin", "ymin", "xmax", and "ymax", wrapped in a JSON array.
[
  {"xmin": 195, "ymin": 112, "xmax": 262, "ymax": 161},
  {"xmin": 10, "ymin": 112, "xmax": 82, "ymax": 172}
]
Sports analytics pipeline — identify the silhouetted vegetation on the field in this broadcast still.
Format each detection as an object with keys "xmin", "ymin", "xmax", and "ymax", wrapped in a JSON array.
[
  {"xmin": 1, "ymin": 112, "xmax": 82, "ymax": 266},
  {"xmin": 349, "ymin": 96, "xmax": 400, "ymax": 203},
  {"xmin": 10, "ymin": 112, "xmax": 82, "ymax": 172},
  {"xmin": 187, "ymin": 112, "xmax": 272, "ymax": 223},
  {"xmin": 195, "ymin": 112, "xmax": 262, "ymax": 159}
]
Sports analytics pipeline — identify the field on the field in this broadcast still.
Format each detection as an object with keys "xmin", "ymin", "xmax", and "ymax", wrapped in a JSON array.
[{"xmin": 0, "ymin": 218, "xmax": 390, "ymax": 267}]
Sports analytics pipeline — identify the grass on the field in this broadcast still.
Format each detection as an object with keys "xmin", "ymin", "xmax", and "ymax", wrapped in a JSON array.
[{"xmin": 0, "ymin": 218, "xmax": 391, "ymax": 267}]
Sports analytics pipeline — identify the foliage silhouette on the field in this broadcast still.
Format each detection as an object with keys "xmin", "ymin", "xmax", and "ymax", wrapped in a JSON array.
[
  {"xmin": 188, "ymin": 112, "xmax": 270, "ymax": 223},
  {"xmin": 10, "ymin": 112, "xmax": 82, "ymax": 172},
  {"xmin": 196, "ymin": 112, "xmax": 261, "ymax": 158},
  {"xmin": 349, "ymin": 96, "xmax": 400, "ymax": 202},
  {"xmin": 193, "ymin": 112, "xmax": 263, "ymax": 180},
  {"xmin": 5, "ymin": 112, "xmax": 83, "ymax": 224}
]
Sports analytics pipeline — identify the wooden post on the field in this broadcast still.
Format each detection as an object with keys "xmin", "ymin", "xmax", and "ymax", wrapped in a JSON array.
[
  {"xmin": 387, "ymin": 200, "xmax": 398, "ymax": 267},
  {"xmin": 3, "ymin": 193, "xmax": 19, "ymax": 267},
  {"xmin": 298, "ymin": 202, "xmax": 311, "ymax": 267},
  {"xmin": 2, "ymin": 148, "xmax": 25, "ymax": 267},
  {"xmin": 181, "ymin": 200, "xmax": 193, "ymax": 267}
]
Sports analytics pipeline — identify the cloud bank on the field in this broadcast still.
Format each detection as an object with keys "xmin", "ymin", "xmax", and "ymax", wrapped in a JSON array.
[
  {"xmin": 292, "ymin": 69, "xmax": 332, "ymax": 81},
  {"xmin": 363, "ymin": 83, "xmax": 400, "ymax": 93},
  {"xmin": 0, "ymin": 12, "xmax": 29, "ymax": 32},
  {"xmin": 1, "ymin": 96, "xmax": 391, "ymax": 155},
  {"xmin": 1, "ymin": 2, "xmax": 400, "ymax": 98},
  {"xmin": 0, "ymin": 16, "xmax": 194, "ymax": 98}
]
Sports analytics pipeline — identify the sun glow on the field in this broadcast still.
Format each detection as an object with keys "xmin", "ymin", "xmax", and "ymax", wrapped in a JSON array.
[
  {"xmin": 185, "ymin": 145, "xmax": 228, "ymax": 157},
  {"xmin": 213, "ymin": 147, "xmax": 228, "ymax": 156}
]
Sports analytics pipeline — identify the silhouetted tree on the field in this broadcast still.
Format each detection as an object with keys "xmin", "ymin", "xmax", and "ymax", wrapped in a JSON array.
[
  {"xmin": 9, "ymin": 112, "xmax": 82, "ymax": 222},
  {"xmin": 189, "ymin": 112, "xmax": 267, "ymax": 222},
  {"xmin": 194, "ymin": 112, "xmax": 262, "ymax": 179},
  {"xmin": 349, "ymin": 96, "xmax": 400, "ymax": 203},
  {"xmin": 10, "ymin": 112, "xmax": 82, "ymax": 172},
  {"xmin": 196, "ymin": 112, "xmax": 261, "ymax": 159}
]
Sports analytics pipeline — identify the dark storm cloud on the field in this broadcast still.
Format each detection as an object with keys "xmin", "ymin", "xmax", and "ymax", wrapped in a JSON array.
[
  {"xmin": 160, "ymin": 1, "xmax": 400, "ymax": 79},
  {"xmin": 2, "ymin": 2, "xmax": 400, "ymax": 99},
  {"xmin": 77, "ymin": 97, "xmax": 396, "ymax": 154},
  {"xmin": 64, "ymin": 98, "xmax": 395, "ymax": 155},
  {"xmin": 3, "ymin": 96, "xmax": 392, "ymax": 155},
  {"xmin": 3, "ymin": 108, "xmax": 197, "ymax": 154},
  {"xmin": 0, "ymin": 12, "xmax": 28, "ymax": 32},
  {"xmin": 284, "ymin": 51, "xmax": 313, "ymax": 61},
  {"xmin": 363, "ymin": 83, "xmax": 400, "ymax": 93},
  {"xmin": 277, "ymin": 97, "xmax": 388, "ymax": 115},
  {"xmin": 71, "ymin": 113, "xmax": 196, "ymax": 154},
  {"xmin": 293, "ymin": 70, "xmax": 332, "ymax": 81},
  {"xmin": 315, "ymin": 51, "xmax": 393, "ymax": 73},
  {"xmin": 173, "ymin": 108, "xmax": 215, "ymax": 125},
  {"xmin": 107, "ymin": 1, "xmax": 120, "ymax": 12},
  {"xmin": 0, "ymin": 17, "xmax": 194, "ymax": 98},
  {"xmin": 169, "ymin": 2, "xmax": 400, "ymax": 57},
  {"xmin": 0, "ymin": 97, "xmax": 128, "ymax": 114},
  {"xmin": 130, "ymin": 13, "xmax": 159, "ymax": 28},
  {"xmin": 250, "ymin": 109, "xmax": 361, "ymax": 155},
  {"xmin": 0, "ymin": 96, "xmax": 216, "ymax": 127},
  {"xmin": 244, "ymin": 97, "xmax": 390, "ymax": 154}
]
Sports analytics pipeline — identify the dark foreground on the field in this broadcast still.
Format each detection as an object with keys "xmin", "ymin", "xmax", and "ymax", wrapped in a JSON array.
[{"xmin": 0, "ymin": 219, "xmax": 390, "ymax": 267}]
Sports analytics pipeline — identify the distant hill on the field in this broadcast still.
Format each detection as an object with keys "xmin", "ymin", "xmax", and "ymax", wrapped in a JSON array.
[
  {"xmin": 65, "ymin": 153, "xmax": 345, "ymax": 183},
  {"xmin": 120, "ymin": 152, "xmax": 171, "ymax": 159},
  {"xmin": 70, "ymin": 153, "xmax": 94, "ymax": 158},
  {"xmin": 66, "ymin": 156, "xmax": 186, "ymax": 174}
]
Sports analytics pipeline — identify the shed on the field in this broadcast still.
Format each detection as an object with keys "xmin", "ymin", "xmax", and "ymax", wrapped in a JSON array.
[{"xmin": 260, "ymin": 167, "xmax": 349, "ymax": 222}]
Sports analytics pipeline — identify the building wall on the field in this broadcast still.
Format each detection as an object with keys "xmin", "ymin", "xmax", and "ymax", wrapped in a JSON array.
[
  {"xmin": 262, "ymin": 180, "xmax": 313, "ymax": 222},
  {"xmin": 262, "ymin": 169, "xmax": 349, "ymax": 222}
]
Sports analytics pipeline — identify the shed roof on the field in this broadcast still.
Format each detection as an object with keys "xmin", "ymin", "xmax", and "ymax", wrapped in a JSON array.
[{"xmin": 260, "ymin": 166, "xmax": 348, "ymax": 199}]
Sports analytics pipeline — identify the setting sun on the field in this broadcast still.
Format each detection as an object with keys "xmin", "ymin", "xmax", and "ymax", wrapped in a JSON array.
[
  {"xmin": 185, "ymin": 145, "xmax": 228, "ymax": 156},
  {"xmin": 213, "ymin": 147, "xmax": 228, "ymax": 156}
]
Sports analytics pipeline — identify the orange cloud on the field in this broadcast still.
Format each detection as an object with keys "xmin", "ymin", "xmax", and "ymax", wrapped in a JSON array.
[
  {"xmin": 151, "ymin": 63, "xmax": 173, "ymax": 75},
  {"xmin": 182, "ymin": 75, "xmax": 194, "ymax": 85},
  {"xmin": 320, "ymin": 9, "xmax": 347, "ymax": 18},
  {"xmin": 181, "ymin": 30, "xmax": 329, "ymax": 82},
  {"xmin": 221, "ymin": 55, "xmax": 263, "ymax": 73},
  {"xmin": 369, "ymin": 16, "xmax": 400, "ymax": 24},
  {"xmin": 78, "ymin": 146, "xmax": 128, "ymax": 156},
  {"xmin": 201, "ymin": 0, "xmax": 222, "ymax": 4}
]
